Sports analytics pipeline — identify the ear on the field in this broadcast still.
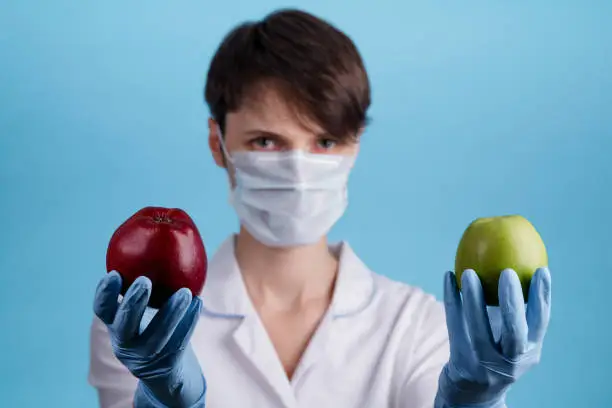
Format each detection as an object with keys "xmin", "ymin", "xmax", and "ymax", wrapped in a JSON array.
[
  {"xmin": 356, "ymin": 126, "xmax": 366, "ymax": 140},
  {"xmin": 353, "ymin": 127, "xmax": 365, "ymax": 156},
  {"xmin": 208, "ymin": 117, "xmax": 226, "ymax": 168}
]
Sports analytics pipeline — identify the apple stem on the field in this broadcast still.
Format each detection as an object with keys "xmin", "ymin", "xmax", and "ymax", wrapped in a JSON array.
[{"xmin": 153, "ymin": 214, "xmax": 172, "ymax": 223}]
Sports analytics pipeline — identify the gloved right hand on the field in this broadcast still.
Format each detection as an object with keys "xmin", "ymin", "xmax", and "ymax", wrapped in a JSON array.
[{"xmin": 94, "ymin": 271, "xmax": 206, "ymax": 408}]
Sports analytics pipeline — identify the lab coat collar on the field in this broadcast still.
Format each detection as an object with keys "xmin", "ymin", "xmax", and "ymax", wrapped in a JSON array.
[{"xmin": 198, "ymin": 236, "xmax": 376, "ymax": 319}]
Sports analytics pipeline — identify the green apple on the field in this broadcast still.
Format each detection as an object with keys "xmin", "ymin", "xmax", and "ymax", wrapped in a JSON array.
[{"xmin": 454, "ymin": 215, "xmax": 548, "ymax": 306}]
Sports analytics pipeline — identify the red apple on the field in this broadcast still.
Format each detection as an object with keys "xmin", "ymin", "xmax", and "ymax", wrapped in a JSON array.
[{"xmin": 106, "ymin": 207, "xmax": 207, "ymax": 309}]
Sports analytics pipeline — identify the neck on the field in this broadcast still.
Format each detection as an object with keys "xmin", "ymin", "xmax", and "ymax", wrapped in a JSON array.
[{"xmin": 234, "ymin": 226, "xmax": 339, "ymax": 311}]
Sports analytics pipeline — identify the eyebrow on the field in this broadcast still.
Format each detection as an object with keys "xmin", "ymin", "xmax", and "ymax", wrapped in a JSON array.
[
  {"xmin": 244, "ymin": 129, "xmax": 285, "ymax": 139},
  {"xmin": 244, "ymin": 129, "xmax": 335, "ymax": 139}
]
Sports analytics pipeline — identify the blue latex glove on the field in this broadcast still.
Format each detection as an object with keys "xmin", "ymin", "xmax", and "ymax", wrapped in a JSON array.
[
  {"xmin": 94, "ymin": 272, "xmax": 206, "ymax": 408},
  {"xmin": 435, "ymin": 268, "xmax": 552, "ymax": 408}
]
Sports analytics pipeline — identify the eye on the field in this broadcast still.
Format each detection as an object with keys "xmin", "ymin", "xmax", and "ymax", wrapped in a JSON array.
[
  {"xmin": 316, "ymin": 138, "xmax": 337, "ymax": 150},
  {"xmin": 250, "ymin": 137, "xmax": 278, "ymax": 151}
]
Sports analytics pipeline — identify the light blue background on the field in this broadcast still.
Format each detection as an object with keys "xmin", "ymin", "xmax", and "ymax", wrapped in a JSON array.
[{"xmin": 1, "ymin": 1, "xmax": 610, "ymax": 407}]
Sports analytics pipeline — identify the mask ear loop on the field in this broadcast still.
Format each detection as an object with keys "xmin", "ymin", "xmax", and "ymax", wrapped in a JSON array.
[{"xmin": 216, "ymin": 125, "xmax": 234, "ymax": 166}]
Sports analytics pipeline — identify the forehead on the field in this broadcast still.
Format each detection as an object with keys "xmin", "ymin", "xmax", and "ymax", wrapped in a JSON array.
[{"xmin": 224, "ymin": 84, "xmax": 324, "ymax": 139}]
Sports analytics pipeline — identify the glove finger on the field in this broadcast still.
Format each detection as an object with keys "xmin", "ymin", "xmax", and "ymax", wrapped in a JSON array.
[
  {"xmin": 526, "ymin": 267, "xmax": 552, "ymax": 344},
  {"xmin": 93, "ymin": 272, "xmax": 122, "ymax": 325},
  {"xmin": 443, "ymin": 271, "xmax": 470, "ymax": 354},
  {"xmin": 461, "ymin": 269, "xmax": 496, "ymax": 358},
  {"xmin": 140, "ymin": 288, "xmax": 192, "ymax": 355},
  {"xmin": 498, "ymin": 269, "xmax": 528, "ymax": 359},
  {"xmin": 162, "ymin": 296, "xmax": 203, "ymax": 353},
  {"xmin": 113, "ymin": 276, "xmax": 152, "ymax": 342}
]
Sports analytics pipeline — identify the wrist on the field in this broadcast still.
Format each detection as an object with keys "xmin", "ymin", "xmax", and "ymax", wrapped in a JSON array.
[
  {"xmin": 136, "ymin": 346, "xmax": 206, "ymax": 408},
  {"xmin": 135, "ymin": 374, "xmax": 206, "ymax": 408},
  {"xmin": 435, "ymin": 392, "xmax": 506, "ymax": 408},
  {"xmin": 436, "ymin": 364, "xmax": 507, "ymax": 407}
]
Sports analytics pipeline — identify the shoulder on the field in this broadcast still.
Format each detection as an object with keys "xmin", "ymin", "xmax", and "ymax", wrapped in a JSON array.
[
  {"xmin": 364, "ymin": 271, "xmax": 449, "ymax": 364},
  {"xmin": 333, "ymin": 241, "xmax": 446, "ymax": 335},
  {"xmin": 369, "ymin": 272, "xmax": 446, "ymax": 329},
  {"xmin": 368, "ymin": 272, "xmax": 450, "ymax": 384}
]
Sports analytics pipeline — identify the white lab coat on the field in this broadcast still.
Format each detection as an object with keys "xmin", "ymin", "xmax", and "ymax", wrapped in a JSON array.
[{"xmin": 89, "ymin": 237, "xmax": 450, "ymax": 408}]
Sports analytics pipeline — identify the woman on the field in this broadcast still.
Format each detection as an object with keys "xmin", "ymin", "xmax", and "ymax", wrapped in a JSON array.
[{"xmin": 89, "ymin": 9, "xmax": 552, "ymax": 408}]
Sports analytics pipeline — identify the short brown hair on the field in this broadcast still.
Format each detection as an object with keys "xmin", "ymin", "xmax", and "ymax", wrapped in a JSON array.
[{"xmin": 204, "ymin": 9, "xmax": 371, "ymax": 142}]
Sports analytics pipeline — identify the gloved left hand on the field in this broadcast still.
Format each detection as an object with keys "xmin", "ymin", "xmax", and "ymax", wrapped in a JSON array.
[
  {"xmin": 94, "ymin": 272, "xmax": 206, "ymax": 408},
  {"xmin": 435, "ymin": 267, "xmax": 552, "ymax": 408}
]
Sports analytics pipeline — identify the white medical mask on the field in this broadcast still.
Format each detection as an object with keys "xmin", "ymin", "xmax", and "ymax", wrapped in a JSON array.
[{"xmin": 217, "ymin": 129, "xmax": 355, "ymax": 247}]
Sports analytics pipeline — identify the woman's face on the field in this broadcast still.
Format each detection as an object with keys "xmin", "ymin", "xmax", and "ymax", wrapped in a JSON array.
[{"xmin": 208, "ymin": 86, "xmax": 361, "ymax": 173}]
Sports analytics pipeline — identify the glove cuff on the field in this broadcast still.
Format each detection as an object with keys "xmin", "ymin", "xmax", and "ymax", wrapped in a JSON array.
[{"xmin": 134, "ymin": 375, "xmax": 207, "ymax": 408}]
